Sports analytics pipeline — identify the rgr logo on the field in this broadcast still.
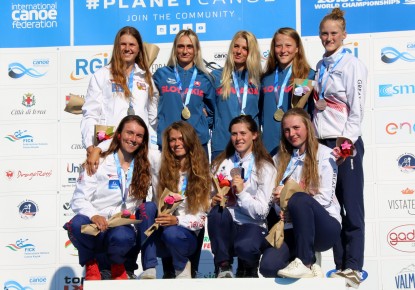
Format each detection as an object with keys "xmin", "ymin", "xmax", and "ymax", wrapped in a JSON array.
[
  {"xmin": 70, "ymin": 53, "xmax": 110, "ymax": 80},
  {"xmin": 379, "ymin": 83, "xmax": 415, "ymax": 97}
]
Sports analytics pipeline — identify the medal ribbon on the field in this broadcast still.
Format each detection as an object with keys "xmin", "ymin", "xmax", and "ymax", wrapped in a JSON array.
[
  {"xmin": 174, "ymin": 66, "xmax": 198, "ymax": 109},
  {"xmin": 233, "ymin": 153, "xmax": 254, "ymax": 182},
  {"xmin": 113, "ymin": 152, "xmax": 135, "ymax": 210},
  {"xmin": 127, "ymin": 68, "xmax": 135, "ymax": 111},
  {"xmin": 274, "ymin": 65, "xmax": 292, "ymax": 109},
  {"xmin": 279, "ymin": 149, "xmax": 304, "ymax": 186},
  {"xmin": 318, "ymin": 49, "xmax": 347, "ymax": 100},
  {"xmin": 232, "ymin": 71, "xmax": 249, "ymax": 115},
  {"xmin": 180, "ymin": 173, "xmax": 188, "ymax": 196}
]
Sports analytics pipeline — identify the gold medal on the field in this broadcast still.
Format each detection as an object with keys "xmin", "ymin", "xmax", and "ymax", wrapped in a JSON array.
[
  {"xmin": 315, "ymin": 99, "xmax": 327, "ymax": 111},
  {"xmin": 181, "ymin": 106, "xmax": 191, "ymax": 120},
  {"xmin": 273, "ymin": 108, "xmax": 284, "ymax": 121}
]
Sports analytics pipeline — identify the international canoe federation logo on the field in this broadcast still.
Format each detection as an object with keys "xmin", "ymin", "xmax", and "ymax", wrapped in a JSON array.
[
  {"xmin": 4, "ymin": 130, "xmax": 33, "ymax": 142},
  {"xmin": 381, "ymin": 47, "xmax": 415, "ymax": 64},
  {"xmin": 8, "ymin": 62, "xmax": 47, "ymax": 79},
  {"xmin": 397, "ymin": 153, "xmax": 415, "ymax": 173},
  {"xmin": 18, "ymin": 199, "xmax": 39, "ymax": 219},
  {"xmin": 4, "ymin": 280, "xmax": 34, "ymax": 290},
  {"xmin": 22, "ymin": 93, "xmax": 36, "ymax": 107}
]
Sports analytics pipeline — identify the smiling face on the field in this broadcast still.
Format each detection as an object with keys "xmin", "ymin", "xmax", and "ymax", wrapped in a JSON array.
[
  {"xmin": 118, "ymin": 121, "xmax": 145, "ymax": 156},
  {"xmin": 319, "ymin": 19, "xmax": 347, "ymax": 57},
  {"xmin": 119, "ymin": 34, "xmax": 139, "ymax": 67},
  {"xmin": 232, "ymin": 37, "xmax": 249, "ymax": 71},
  {"xmin": 282, "ymin": 115, "xmax": 308, "ymax": 154},
  {"xmin": 274, "ymin": 33, "xmax": 299, "ymax": 69},
  {"xmin": 231, "ymin": 122, "xmax": 257, "ymax": 158},
  {"xmin": 176, "ymin": 35, "xmax": 195, "ymax": 70},
  {"xmin": 168, "ymin": 129, "xmax": 187, "ymax": 159}
]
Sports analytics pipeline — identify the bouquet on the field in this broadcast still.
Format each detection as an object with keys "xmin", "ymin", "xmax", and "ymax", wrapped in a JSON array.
[
  {"xmin": 291, "ymin": 78, "xmax": 315, "ymax": 108},
  {"xmin": 94, "ymin": 125, "xmax": 115, "ymax": 145},
  {"xmin": 80, "ymin": 211, "xmax": 141, "ymax": 236},
  {"xmin": 212, "ymin": 173, "xmax": 231, "ymax": 208},
  {"xmin": 332, "ymin": 137, "xmax": 355, "ymax": 165},
  {"xmin": 144, "ymin": 188, "xmax": 183, "ymax": 237}
]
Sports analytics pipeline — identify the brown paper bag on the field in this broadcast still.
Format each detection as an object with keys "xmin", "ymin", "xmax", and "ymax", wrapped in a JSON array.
[
  {"xmin": 64, "ymin": 94, "xmax": 85, "ymax": 115},
  {"xmin": 291, "ymin": 78, "xmax": 315, "ymax": 108},
  {"xmin": 143, "ymin": 42, "xmax": 160, "ymax": 67},
  {"xmin": 81, "ymin": 212, "xmax": 142, "ymax": 236}
]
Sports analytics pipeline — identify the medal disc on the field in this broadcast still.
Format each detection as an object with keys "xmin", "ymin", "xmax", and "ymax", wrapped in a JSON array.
[
  {"xmin": 127, "ymin": 107, "xmax": 135, "ymax": 116},
  {"xmin": 273, "ymin": 108, "xmax": 284, "ymax": 121},
  {"xmin": 181, "ymin": 107, "xmax": 191, "ymax": 120},
  {"xmin": 315, "ymin": 99, "xmax": 327, "ymax": 111},
  {"xmin": 230, "ymin": 167, "xmax": 242, "ymax": 178}
]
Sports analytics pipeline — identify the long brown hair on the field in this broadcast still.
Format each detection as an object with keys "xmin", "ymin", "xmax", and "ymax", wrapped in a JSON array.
[
  {"xmin": 109, "ymin": 26, "xmax": 154, "ymax": 100},
  {"xmin": 219, "ymin": 31, "xmax": 262, "ymax": 99},
  {"xmin": 262, "ymin": 27, "xmax": 311, "ymax": 80},
  {"xmin": 158, "ymin": 121, "xmax": 210, "ymax": 214},
  {"xmin": 276, "ymin": 108, "xmax": 319, "ymax": 193},
  {"xmin": 102, "ymin": 115, "xmax": 151, "ymax": 200},
  {"xmin": 212, "ymin": 115, "xmax": 273, "ymax": 178}
]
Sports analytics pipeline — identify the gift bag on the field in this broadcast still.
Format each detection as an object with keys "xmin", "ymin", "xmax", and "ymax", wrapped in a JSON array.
[{"xmin": 291, "ymin": 78, "xmax": 315, "ymax": 108}]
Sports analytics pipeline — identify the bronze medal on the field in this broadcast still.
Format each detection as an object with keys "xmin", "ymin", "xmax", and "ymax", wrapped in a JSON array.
[
  {"xmin": 273, "ymin": 108, "xmax": 284, "ymax": 122},
  {"xmin": 315, "ymin": 99, "xmax": 327, "ymax": 111},
  {"xmin": 181, "ymin": 106, "xmax": 191, "ymax": 120}
]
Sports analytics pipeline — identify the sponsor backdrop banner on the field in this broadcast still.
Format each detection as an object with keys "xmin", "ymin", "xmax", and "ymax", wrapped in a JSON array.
[
  {"xmin": 301, "ymin": 0, "xmax": 415, "ymax": 36},
  {"xmin": 1, "ymin": 0, "xmax": 415, "ymax": 289}
]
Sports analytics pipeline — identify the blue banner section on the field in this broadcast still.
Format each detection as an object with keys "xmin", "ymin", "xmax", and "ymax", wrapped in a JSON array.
[
  {"xmin": 301, "ymin": 0, "xmax": 415, "ymax": 36},
  {"xmin": 74, "ymin": 0, "xmax": 296, "ymax": 45},
  {"xmin": 0, "ymin": 0, "xmax": 70, "ymax": 48}
]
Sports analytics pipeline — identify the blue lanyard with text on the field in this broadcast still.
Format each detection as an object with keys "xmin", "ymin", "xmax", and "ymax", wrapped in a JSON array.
[
  {"xmin": 274, "ymin": 65, "xmax": 292, "ymax": 109},
  {"xmin": 174, "ymin": 66, "xmax": 198, "ymax": 108},
  {"xmin": 180, "ymin": 173, "xmax": 188, "ymax": 196},
  {"xmin": 279, "ymin": 149, "xmax": 304, "ymax": 186},
  {"xmin": 113, "ymin": 152, "xmax": 135, "ymax": 210},
  {"xmin": 318, "ymin": 49, "xmax": 347, "ymax": 100},
  {"xmin": 232, "ymin": 71, "xmax": 249, "ymax": 115},
  {"xmin": 233, "ymin": 154, "xmax": 254, "ymax": 182}
]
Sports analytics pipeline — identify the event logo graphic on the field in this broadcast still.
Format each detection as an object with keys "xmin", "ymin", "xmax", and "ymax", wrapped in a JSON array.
[
  {"xmin": 11, "ymin": 2, "xmax": 58, "ymax": 29},
  {"xmin": 386, "ymin": 121, "xmax": 415, "ymax": 136},
  {"xmin": 397, "ymin": 153, "xmax": 415, "ymax": 173},
  {"xmin": 5, "ymin": 170, "xmax": 14, "ymax": 180},
  {"xmin": 4, "ymin": 280, "xmax": 34, "ymax": 290},
  {"xmin": 8, "ymin": 62, "xmax": 47, "ymax": 79},
  {"xmin": 63, "ymin": 276, "xmax": 84, "ymax": 290},
  {"xmin": 379, "ymin": 83, "xmax": 415, "ymax": 97},
  {"xmin": 381, "ymin": 47, "xmax": 415, "ymax": 63},
  {"xmin": 403, "ymin": 0, "xmax": 415, "ymax": 4},
  {"xmin": 29, "ymin": 276, "xmax": 47, "ymax": 285},
  {"xmin": 70, "ymin": 52, "xmax": 109, "ymax": 81},
  {"xmin": 4, "ymin": 130, "xmax": 33, "ymax": 142},
  {"xmin": 21, "ymin": 93, "xmax": 36, "ymax": 107},
  {"xmin": 344, "ymin": 41, "xmax": 359, "ymax": 58},
  {"xmin": 395, "ymin": 264, "xmax": 415, "ymax": 289},
  {"xmin": 387, "ymin": 187, "xmax": 415, "ymax": 216},
  {"xmin": 6, "ymin": 238, "xmax": 35, "ymax": 252},
  {"xmin": 64, "ymin": 239, "xmax": 78, "ymax": 256},
  {"xmin": 387, "ymin": 224, "xmax": 415, "ymax": 252},
  {"xmin": 18, "ymin": 200, "xmax": 39, "ymax": 219}
]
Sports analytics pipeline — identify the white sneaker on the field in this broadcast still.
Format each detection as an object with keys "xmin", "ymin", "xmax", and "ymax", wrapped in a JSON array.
[
  {"xmin": 331, "ymin": 268, "xmax": 362, "ymax": 289},
  {"xmin": 175, "ymin": 261, "xmax": 191, "ymax": 279},
  {"xmin": 139, "ymin": 268, "xmax": 156, "ymax": 279},
  {"xmin": 217, "ymin": 266, "xmax": 234, "ymax": 278},
  {"xmin": 278, "ymin": 258, "xmax": 313, "ymax": 278},
  {"xmin": 311, "ymin": 264, "xmax": 324, "ymax": 278}
]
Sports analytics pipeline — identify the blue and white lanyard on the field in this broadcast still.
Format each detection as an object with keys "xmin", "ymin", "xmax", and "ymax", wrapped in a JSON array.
[
  {"xmin": 279, "ymin": 149, "xmax": 304, "ymax": 186},
  {"xmin": 114, "ymin": 152, "xmax": 135, "ymax": 210},
  {"xmin": 127, "ymin": 68, "xmax": 135, "ymax": 110},
  {"xmin": 232, "ymin": 71, "xmax": 249, "ymax": 115},
  {"xmin": 174, "ymin": 66, "xmax": 198, "ymax": 109},
  {"xmin": 233, "ymin": 154, "xmax": 254, "ymax": 182},
  {"xmin": 274, "ymin": 66, "xmax": 292, "ymax": 109},
  {"xmin": 318, "ymin": 49, "xmax": 347, "ymax": 100},
  {"xmin": 180, "ymin": 173, "xmax": 188, "ymax": 196}
]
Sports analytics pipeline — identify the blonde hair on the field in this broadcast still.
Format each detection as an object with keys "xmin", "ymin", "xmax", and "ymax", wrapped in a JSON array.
[
  {"xmin": 276, "ymin": 108, "xmax": 319, "ymax": 193},
  {"xmin": 167, "ymin": 29, "xmax": 210, "ymax": 76},
  {"xmin": 219, "ymin": 31, "xmax": 262, "ymax": 99},
  {"xmin": 263, "ymin": 27, "xmax": 311, "ymax": 80},
  {"xmin": 319, "ymin": 8, "xmax": 346, "ymax": 32}
]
